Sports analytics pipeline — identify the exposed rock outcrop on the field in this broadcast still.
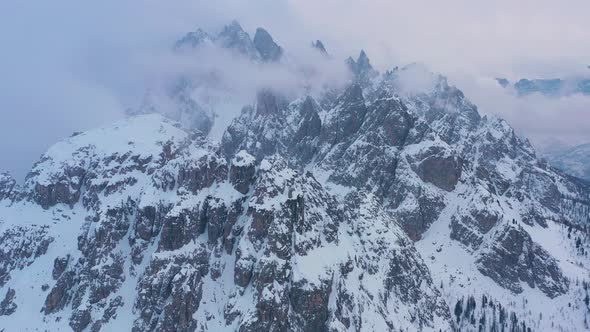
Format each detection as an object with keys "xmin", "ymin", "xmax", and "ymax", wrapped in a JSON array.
[
  {"xmin": 253, "ymin": 28, "xmax": 283, "ymax": 62},
  {"xmin": 476, "ymin": 225, "xmax": 569, "ymax": 298}
]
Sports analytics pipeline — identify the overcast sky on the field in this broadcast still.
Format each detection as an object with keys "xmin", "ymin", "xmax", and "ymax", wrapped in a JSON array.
[{"xmin": 1, "ymin": 0, "xmax": 589, "ymax": 180}]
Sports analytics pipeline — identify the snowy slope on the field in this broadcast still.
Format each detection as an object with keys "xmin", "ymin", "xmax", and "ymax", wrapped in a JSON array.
[{"xmin": 0, "ymin": 113, "xmax": 451, "ymax": 331}]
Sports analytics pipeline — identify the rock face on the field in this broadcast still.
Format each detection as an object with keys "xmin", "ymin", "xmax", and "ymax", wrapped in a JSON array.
[
  {"xmin": 26, "ymin": 163, "xmax": 86, "ymax": 209},
  {"xmin": 253, "ymin": 28, "xmax": 283, "ymax": 62},
  {"xmin": 450, "ymin": 199, "xmax": 500, "ymax": 250},
  {"xmin": 171, "ymin": 21, "xmax": 285, "ymax": 64},
  {"xmin": 476, "ymin": 225, "xmax": 569, "ymax": 298},
  {"xmin": 174, "ymin": 28, "xmax": 212, "ymax": 51},
  {"xmin": 0, "ymin": 225, "xmax": 53, "ymax": 287},
  {"xmin": 346, "ymin": 50, "xmax": 378, "ymax": 85},
  {"xmin": 312, "ymin": 40, "xmax": 328, "ymax": 55},
  {"xmin": 222, "ymin": 91, "xmax": 321, "ymax": 165},
  {"xmin": 409, "ymin": 146, "xmax": 463, "ymax": 192},
  {"xmin": 0, "ymin": 288, "xmax": 16, "ymax": 316},
  {"xmin": 229, "ymin": 150, "xmax": 256, "ymax": 194},
  {"xmin": 1, "ymin": 25, "xmax": 590, "ymax": 332},
  {"xmin": 216, "ymin": 20, "xmax": 260, "ymax": 60},
  {"xmin": 0, "ymin": 173, "xmax": 16, "ymax": 201}
]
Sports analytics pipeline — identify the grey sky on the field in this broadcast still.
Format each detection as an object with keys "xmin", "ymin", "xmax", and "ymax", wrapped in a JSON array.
[{"xmin": 1, "ymin": 0, "xmax": 589, "ymax": 180}]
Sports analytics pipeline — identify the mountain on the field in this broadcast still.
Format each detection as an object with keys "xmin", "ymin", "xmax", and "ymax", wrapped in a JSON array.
[
  {"xmin": 545, "ymin": 142, "xmax": 590, "ymax": 181},
  {"xmin": 346, "ymin": 50, "xmax": 378, "ymax": 86},
  {"xmin": 312, "ymin": 40, "xmax": 328, "ymax": 56},
  {"xmin": 175, "ymin": 21, "xmax": 284, "ymax": 63},
  {"xmin": 174, "ymin": 28, "xmax": 213, "ymax": 51},
  {"xmin": 253, "ymin": 28, "xmax": 283, "ymax": 62},
  {"xmin": 131, "ymin": 21, "xmax": 309, "ymax": 138},
  {"xmin": 496, "ymin": 77, "xmax": 590, "ymax": 96},
  {"xmin": 2, "ymin": 23, "xmax": 590, "ymax": 332}
]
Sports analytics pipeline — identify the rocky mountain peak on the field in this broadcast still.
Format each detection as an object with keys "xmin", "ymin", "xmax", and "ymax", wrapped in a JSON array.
[
  {"xmin": 174, "ymin": 28, "xmax": 212, "ymax": 51},
  {"xmin": 347, "ymin": 50, "xmax": 378, "ymax": 85},
  {"xmin": 216, "ymin": 20, "xmax": 260, "ymax": 59},
  {"xmin": 357, "ymin": 49, "xmax": 370, "ymax": 65},
  {"xmin": 312, "ymin": 40, "xmax": 328, "ymax": 55},
  {"xmin": 253, "ymin": 27, "xmax": 283, "ymax": 62}
]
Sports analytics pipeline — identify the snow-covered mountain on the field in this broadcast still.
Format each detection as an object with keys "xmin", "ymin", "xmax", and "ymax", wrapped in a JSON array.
[
  {"xmin": 1, "ymin": 23, "xmax": 590, "ymax": 332},
  {"xmin": 545, "ymin": 143, "xmax": 590, "ymax": 181}
]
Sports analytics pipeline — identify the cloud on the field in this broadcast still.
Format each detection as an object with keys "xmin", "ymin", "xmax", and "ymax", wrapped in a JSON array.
[
  {"xmin": 0, "ymin": 0, "xmax": 589, "ymax": 180},
  {"xmin": 288, "ymin": 0, "xmax": 590, "ymax": 76},
  {"xmin": 452, "ymin": 75, "xmax": 590, "ymax": 148},
  {"xmin": 135, "ymin": 41, "xmax": 350, "ymax": 139},
  {"xmin": 0, "ymin": 0, "xmax": 349, "ymax": 180}
]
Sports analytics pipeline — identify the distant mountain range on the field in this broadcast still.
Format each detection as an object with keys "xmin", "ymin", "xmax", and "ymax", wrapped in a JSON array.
[
  {"xmin": 496, "ymin": 75, "xmax": 590, "ymax": 182},
  {"xmin": 544, "ymin": 142, "xmax": 590, "ymax": 181},
  {"xmin": 496, "ymin": 77, "xmax": 590, "ymax": 97}
]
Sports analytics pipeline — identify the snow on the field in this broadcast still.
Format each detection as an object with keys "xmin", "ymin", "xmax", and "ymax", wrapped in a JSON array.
[
  {"xmin": 416, "ymin": 182, "xmax": 590, "ymax": 332},
  {"xmin": 0, "ymin": 201, "xmax": 87, "ymax": 330},
  {"xmin": 232, "ymin": 150, "xmax": 255, "ymax": 167},
  {"xmin": 30, "ymin": 114, "xmax": 188, "ymax": 186}
]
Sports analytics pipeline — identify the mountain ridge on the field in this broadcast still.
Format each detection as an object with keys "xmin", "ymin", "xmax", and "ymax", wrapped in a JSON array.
[
  {"xmin": 496, "ymin": 77, "xmax": 590, "ymax": 97},
  {"xmin": 1, "ymin": 23, "xmax": 590, "ymax": 332}
]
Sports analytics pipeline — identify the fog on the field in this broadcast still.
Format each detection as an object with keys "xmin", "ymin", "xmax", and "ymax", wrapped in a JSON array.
[{"xmin": 1, "ymin": 0, "xmax": 589, "ymax": 180}]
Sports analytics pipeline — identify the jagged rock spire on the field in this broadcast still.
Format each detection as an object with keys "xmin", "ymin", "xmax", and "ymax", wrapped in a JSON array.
[
  {"xmin": 216, "ymin": 20, "xmax": 260, "ymax": 59},
  {"xmin": 312, "ymin": 40, "xmax": 328, "ymax": 55},
  {"xmin": 356, "ymin": 50, "xmax": 372, "ymax": 72},
  {"xmin": 173, "ymin": 28, "xmax": 212, "ymax": 51},
  {"xmin": 173, "ymin": 22, "xmax": 286, "ymax": 63},
  {"xmin": 253, "ymin": 28, "xmax": 283, "ymax": 62},
  {"xmin": 347, "ymin": 50, "xmax": 378, "ymax": 85}
]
